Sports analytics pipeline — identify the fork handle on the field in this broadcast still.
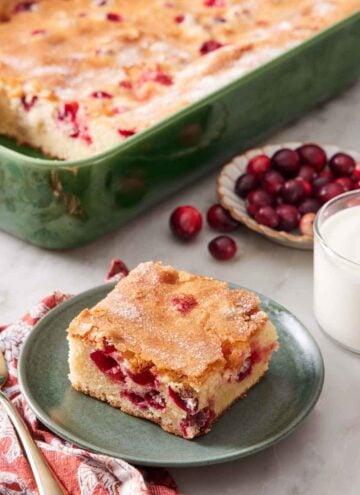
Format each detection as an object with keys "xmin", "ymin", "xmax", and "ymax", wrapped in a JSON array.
[{"xmin": 0, "ymin": 391, "xmax": 68, "ymax": 495}]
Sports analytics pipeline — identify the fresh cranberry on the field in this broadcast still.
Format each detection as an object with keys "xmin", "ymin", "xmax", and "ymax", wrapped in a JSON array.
[
  {"xmin": 296, "ymin": 144, "xmax": 327, "ymax": 172},
  {"xmin": 118, "ymin": 129, "xmax": 136, "ymax": 137},
  {"xmin": 247, "ymin": 189, "xmax": 274, "ymax": 208},
  {"xmin": 106, "ymin": 12, "xmax": 123, "ymax": 21},
  {"xmin": 200, "ymin": 40, "xmax": 223, "ymax": 55},
  {"xmin": 254, "ymin": 206, "xmax": 279, "ymax": 229},
  {"xmin": 246, "ymin": 201, "xmax": 258, "ymax": 218},
  {"xmin": 297, "ymin": 165, "xmax": 317, "ymax": 182},
  {"xmin": 262, "ymin": 170, "xmax": 285, "ymax": 195},
  {"xmin": 319, "ymin": 170, "xmax": 334, "ymax": 179},
  {"xmin": 174, "ymin": 14, "xmax": 185, "ymax": 23},
  {"xmin": 168, "ymin": 387, "xmax": 198, "ymax": 414},
  {"xmin": 208, "ymin": 235, "xmax": 237, "ymax": 260},
  {"xmin": 171, "ymin": 294, "xmax": 198, "ymax": 314},
  {"xmin": 119, "ymin": 80, "xmax": 133, "ymax": 89},
  {"xmin": 207, "ymin": 204, "xmax": 239, "ymax": 232},
  {"xmin": 312, "ymin": 175, "xmax": 332, "ymax": 195},
  {"xmin": 329, "ymin": 152, "xmax": 355, "ymax": 177},
  {"xmin": 234, "ymin": 173, "xmax": 258, "ymax": 198},
  {"xmin": 128, "ymin": 368, "xmax": 156, "ymax": 386},
  {"xmin": 352, "ymin": 166, "xmax": 360, "ymax": 180},
  {"xmin": 353, "ymin": 179, "xmax": 360, "ymax": 190},
  {"xmin": 246, "ymin": 154, "xmax": 271, "ymax": 177},
  {"xmin": 91, "ymin": 91, "xmax": 113, "ymax": 99},
  {"xmin": 272, "ymin": 148, "xmax": 300, "ymax": 178},
  {"xmin": 296, "ymin": 177, "xmax": 312, "ymax": 197},
  {"xmin": 317, "ymin": 182, "xmax": 345, "ymax": 204},
  {"xmin": 298, "ymin": 198, "xmax": 321, "ymax": 215},
  {"xmin": 275, "ymin": 204, "xmax": 300, "ymax": 231},
  {"xmin": 170, "ymin": 205, "xmax": 203, "ymax": 240},
  {"xmin": 335, "ymin": 176, "xmax": 353, "ymax": 192},
  {"xmin": 299, "ymin": 213, "xmax": 316, "ymax": 236},
  {"xmin": 90, "ymin": 350, "xmax": 117, "ymax": 372},
  {"xmin": 281, "ymin": 179, "xmax": 306, "ymax": 205}
]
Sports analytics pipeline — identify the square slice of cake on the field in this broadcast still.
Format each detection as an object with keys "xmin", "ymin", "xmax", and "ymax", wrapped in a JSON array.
[{"xmin": 67, "ymin": 261, "xmax": 278, "ymax": 439}]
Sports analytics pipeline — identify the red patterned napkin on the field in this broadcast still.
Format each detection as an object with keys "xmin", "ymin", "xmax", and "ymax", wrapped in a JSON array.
[{"xmin": 0, "ymin": 260, "xmax": 180, "ymax": 495}]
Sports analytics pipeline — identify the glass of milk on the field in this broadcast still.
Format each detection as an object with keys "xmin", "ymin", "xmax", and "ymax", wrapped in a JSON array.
[{"xmin": 314, "ymin": 190, "xmax": 360, "ymax": 352}]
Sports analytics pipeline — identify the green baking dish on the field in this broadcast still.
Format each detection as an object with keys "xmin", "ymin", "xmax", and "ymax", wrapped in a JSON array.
[{"xmin": 0, "ymin": 12, "xmax": 359, "ymax": 249}]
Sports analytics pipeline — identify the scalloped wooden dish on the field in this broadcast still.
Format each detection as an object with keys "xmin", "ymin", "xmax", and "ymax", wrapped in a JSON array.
[{"xmin": 217, "ymin": 142, "xmax": 360, "ymax": 250}]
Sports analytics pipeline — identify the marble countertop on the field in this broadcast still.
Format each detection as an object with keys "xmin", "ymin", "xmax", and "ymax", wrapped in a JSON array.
[{"xmin": 1, "ymin": 80, "xmax": 360, "ymax": 495}]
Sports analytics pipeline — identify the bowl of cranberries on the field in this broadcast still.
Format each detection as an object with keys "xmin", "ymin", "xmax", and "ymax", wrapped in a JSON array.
[{"xmin": 217, "ymin": 142, "xmax": 360, "ymax": 249}]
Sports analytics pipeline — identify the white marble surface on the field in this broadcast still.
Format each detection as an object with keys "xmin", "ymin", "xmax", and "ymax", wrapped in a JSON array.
[{"xmin": 1, "ymin": 80, "xmax": 360, "ymax": 495}]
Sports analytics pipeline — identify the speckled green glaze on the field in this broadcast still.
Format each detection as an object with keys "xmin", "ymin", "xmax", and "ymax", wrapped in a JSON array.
[
  {"xmin": 18, "ymin": 283, "xmax": 324, "ymax": 467},
  {"xmin": 0, "ymin": 13, "xmax": 359, "ymax": 248}
]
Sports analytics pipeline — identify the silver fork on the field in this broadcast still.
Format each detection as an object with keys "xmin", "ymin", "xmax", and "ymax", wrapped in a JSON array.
[{"xmin": 0, "ymin": 349, "xmax": 68, "ymax": 495}]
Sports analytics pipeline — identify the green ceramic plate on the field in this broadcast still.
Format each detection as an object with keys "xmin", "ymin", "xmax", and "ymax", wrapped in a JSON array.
[{"xmin": 18, "ymin": 282, "xmax": 324, "ymax": 467}]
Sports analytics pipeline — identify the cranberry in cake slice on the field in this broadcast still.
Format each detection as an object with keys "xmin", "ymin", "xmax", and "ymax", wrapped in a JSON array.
[{"xmin": 67, "ymin": 261, "xmax": 278, "ymax": 439}]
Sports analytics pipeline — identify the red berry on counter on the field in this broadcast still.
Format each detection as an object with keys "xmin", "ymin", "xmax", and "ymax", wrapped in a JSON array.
[
  {"xmin": 275, "ymin": 204, "xmax": 300, "ymax": 231},
  {"xmin": 281, "ymin": 179, "xmax": 306, "ymax": 205},
  {"xmin": 246, "ymin": 154, "xmax": 271, "ymax": 177},
  {"xmin": 234, "ymin": 173, "xmax": 258, "ymax": 198},
  {"xmin": 272, "ymin": 148, "xmax": 300, "ymax": 178},
  {"xmin": 299, "ymin": 213, "xmax": 316, "ymax": 236},
  {"xmin": 317, "ymin": 182, "xmax": 345, "ymax": 204},
  {"xmin": 335, "ymin": 176, "xmax": 353, "ymax": 192},
  {"xmin": 298, "ymin": 198, "xmax": 321, "ymax": 215},
  {"xmin": 329, "ymin": 152, "xmax": 355, "ymax": 177},
  {"xmin": 297, "ymin": 164, "xmax": 317, "ymax": 182},
  {"xmin": 296, "ymin": 144, "xmax": 327, "ymax": 172},
  {"xmin": 254, "ymin": 206, "xmax": 279, "ymax": 229},
  {"xmin": 207, "ymin": 204, "xmax": 239, "ymax": 232},
  {"xmin": 170, "ymin": 205, "xmax": 203, "ymax": 240},
  {"xmin": 247, "ymin": 189, "xmax": 274, "ymax": 208},
  {"xmin": 208, "ymin": 236, "xmax": 237, "ymax": 260},
  {"xmin": 262, "ymin": 170, "xmax": 285, "ymax": 195}
]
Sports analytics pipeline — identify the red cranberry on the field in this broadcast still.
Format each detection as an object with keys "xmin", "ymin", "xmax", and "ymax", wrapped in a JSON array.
[
  {"xmin": 106, "ymin": 258, "xmax": 129, "ymax": 280},
  {"xmin": 128, "ymin": 368, "xmax": 156, "ymax": 386},
  {"xmin": 91, "ymin": 90, "xmax": 113, "ymax": 99},
  {"xmin": 204, "ymin": 0, "xmax": 225, "ymax": 6},
  {"xmin": 254, "ymin": 206, "xmax": 279, "ymax": 229},
  {"xmin": 317, "ymin": 182, "xmax": 345, "ymax": 204},
  {"xmin": 296, "ymin": 144, "xmax": 327, "ymax": 172},
  {"xmin": 296, "ymin": 177, "xmax": 312, "ymax": 196},
  {"xmin": 275, "ymin": 204, "xmax": 300, "ymax": 231},
  {"xmin": 208, "ymin": 235, "xmax": 237, "ymax": 260},
  {"xmin": 168, "ymin": 387, "xmax": 198, "ymax": 414},
  {"xmin": 13, "ymin": 1, "xmax": 35, "ymax": 13},
  {"xmin": 299, "ymin": 213, "xmax": 316, "ymax": 236},
  {"xmin": 145, "ymin": 391, "xmax": 166, "ymax": 410},
  {"xmin": 353, "ymin": 179, "xmax": 360, "ymax": 190},
  {"xmin": 207, "ymin": 204, "xmax": 239, "ymax": 232},
  {"xmin": 234, "ymin": 173, "xmax": 258, "ymax": 198},
  {"xmin": 281, "ymin": 179, "xmax": 306, "ymax": 205},
  {"xmin": 272, "ymin": 148, "xmax": 300, "ymax": 178},
  {"xmin": 200, "ymin": 40, "xmax": 223, "ymax": 55},
  {"xmin": 335, "ymin": 176, "xmax": 353, "ymax": 192},
  {"xmin": 247, "ymin": 189, "xmax": 274, "ymax": 208},
  {"xmin": 312, "ymin": 175, "xmax": 332, "ymax": 194},
  {"xmin": 319, "ymin": 170, "xmax": 334, "ymax": 179},
  {"xmin": 298, "ymin": 198, "xmax": 321, "ymax": 215},
  {"xmin": 246, "ymin": 201, "xmax": 258, "ymax": 218},
  {"xmin": 90, "ymin": 350, "xmax": 117, "ymax": 372},
  {"xmin": 106, "ymin": 12, "xmax": 123, "ymax": 21},
  {"xmin": 262, "ymin": 170, "xmax": 285, "ymax": 195},
  {"xmin": 174, "ymin": 14, "xmax": 185, "ymax": 23},
  {"xmin": 246, "ymin": 154, "xmax": 271, "ymax": 177},
  {"xmin": 352, "ymin": 166, "xmax": 360, "ymax": 180},
  {"xmin": 297, "ymin": 164, "xmax": 317, "ymax": 182},
  {"xmin": 20, "ymin": 95, "xmax": 38, "ymax": 112},
  {"xmin": 329, "ymin": 152, "xmax": 355, "ymax": 177},
  {"xmin": 171, "ymin": 294, "xmax": 198, "ymax": 314},
  {"xmin": 170, "ymin": 206, "xmax": 202, "ymax": 240},
  {"xmin": 118, "ymin": 129, "xmax": 136, "ymax": 137}
]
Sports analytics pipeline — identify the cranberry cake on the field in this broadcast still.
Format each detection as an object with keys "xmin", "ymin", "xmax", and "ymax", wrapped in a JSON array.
[
  {"xmin": 67, "ymin": 261, "xmax": 278, "ymax": 439},
  {"xmin": 0, "ymin": 1, "xmax": 358, "ymax": 160}
]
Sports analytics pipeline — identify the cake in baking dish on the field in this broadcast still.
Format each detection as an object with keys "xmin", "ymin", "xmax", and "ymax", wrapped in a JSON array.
[
  {"xmin": 0, "ymin": 0, "xmax": 358, "ymax": 160},
  {"xmin": 67, "ymin": 261, "xmax": 278, "ymax": 439}
]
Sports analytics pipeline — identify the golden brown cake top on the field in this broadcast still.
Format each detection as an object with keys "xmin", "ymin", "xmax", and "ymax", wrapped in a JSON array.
[
  {"xmin": 0, "ymin": 0, "xmax": 358, "ymax": 105},
  {"xmin": 68, "ymin": 261, "xmax": 269, "ymax": 379}
]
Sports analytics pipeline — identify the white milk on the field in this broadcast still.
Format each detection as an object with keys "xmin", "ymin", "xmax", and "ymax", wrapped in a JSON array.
[{"xmin": 314, "ymin": 205, "xmax": 360, "ymax": 351}]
